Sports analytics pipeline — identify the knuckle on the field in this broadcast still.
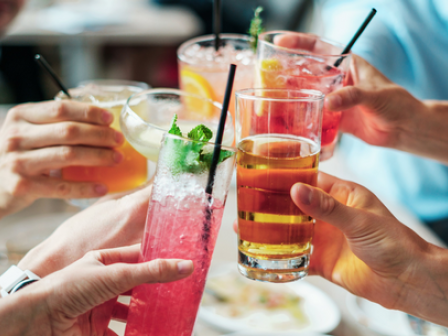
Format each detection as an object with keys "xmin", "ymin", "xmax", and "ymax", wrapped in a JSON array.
[
  {"xmin": 3, "ymin": 127, "xmax": 23, "ymax": 152},
  {"xmin": 320, "ymin": 192, "xmax": 336, "ymax": 217},
  {"xmin": 59, "ymin": 146, "xmax": 78, "ymax": 161},
  {"xmin": 50, "ymin": 101, "xmax": 68, "ymax": 119},
  {"xmin": 95, "ymin": 127, "xmax": 111, "ymax": 142},
  {"xmin": 84, "ymin": 105, "xmax": 100, "ymax": 122},
  {"xmin": 59, "ymin": 123, "xmax": 80, "ymax": 141},
  {"xmin": 84, "ymin": 250, "xmax": 102, "ymax": 262},
  {"xmin": 10, "ymin": 176, "xmax": 31, "ymax": 196},
  {"xmin": 151, "ymin": 259, "xmax": 171, "ymax": 282},
  {"xmin": 7, "ymin": 106, "xmax": 23, "ymax": 120},
  {"xmin": 54, "ymin": 181, "xmax": 72, "ymax": 197},
  {"xmin": 8, "ymin": 153, "xmax": 26, "ymax": 173}
]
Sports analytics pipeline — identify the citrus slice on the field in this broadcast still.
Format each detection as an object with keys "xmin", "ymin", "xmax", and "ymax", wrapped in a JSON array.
[
  {"xmin": 180, "ymin": 70, "xmax": 215, "ymax": 117},
  {"xmin": 255, "ymin": 58, "xmax": 284, "ymax": 116}
]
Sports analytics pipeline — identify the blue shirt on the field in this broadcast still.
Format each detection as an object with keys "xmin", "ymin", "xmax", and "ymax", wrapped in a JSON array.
[{"xmin": 320, "ymin": 0, "xmax": 448, "ymax": 221}]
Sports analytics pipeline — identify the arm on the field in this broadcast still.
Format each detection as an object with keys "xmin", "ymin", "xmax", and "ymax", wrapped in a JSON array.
[{"xmin": 290, "ymin": 172, "xmax": 448, "ymax": 326}]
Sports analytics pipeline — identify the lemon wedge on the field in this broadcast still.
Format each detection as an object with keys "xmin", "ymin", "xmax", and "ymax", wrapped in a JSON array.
[
  {"xmin": 180, "ymin": 70, "xmax": 215, "ymax": 117},
  {"xmin": 255, "ymin": 59, "xmax": 284, "ymax": 116}
]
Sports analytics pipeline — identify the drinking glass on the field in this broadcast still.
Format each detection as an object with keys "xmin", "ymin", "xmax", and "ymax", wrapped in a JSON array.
[
  {"xmin": 257, "ymin": 31, "xmax": 351, "ymax": 160},
  {"xmin": 120, "ymin": 88, "xmax": 235, "ymax": 164},
  {"xmin": 177, "ymin": 34, "xmax": 255, "ymax": 123},
  {"xmin": 235, "ymin": 88, "xmax": 324, "ymax": 283},
  {"xmin": 55, "ymin": 80, "xmax": 150, "ymax": 208},
  {"xmin": 124, "ymin": 132, "xmax": 236, "ymax": 336}
]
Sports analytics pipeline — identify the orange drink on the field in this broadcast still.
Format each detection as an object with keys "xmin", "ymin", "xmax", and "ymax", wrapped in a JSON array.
[{"xmin": 235, "ymin": 89, "xmax": 323, "ymax": 283}]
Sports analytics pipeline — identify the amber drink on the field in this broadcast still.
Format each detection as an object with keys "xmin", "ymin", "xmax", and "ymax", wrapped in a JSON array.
[{"xmin": 235, "ymin": 89, "xmax": 323, "ymax": 283}]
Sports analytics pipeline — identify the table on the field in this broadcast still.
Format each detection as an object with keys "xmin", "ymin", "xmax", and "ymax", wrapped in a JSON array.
[
  {"xmin": 0, "ymin": 103, "xmax": 444, "ymax": 335},
  {"xmin": 1, "ymin": 0, "xmax": 202, "ymax": 86}
]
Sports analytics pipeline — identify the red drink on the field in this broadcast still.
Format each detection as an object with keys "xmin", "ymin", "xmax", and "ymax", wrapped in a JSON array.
[{"xmin": 125, "ymin": 197, "xmax": 225, "ymax": 336}]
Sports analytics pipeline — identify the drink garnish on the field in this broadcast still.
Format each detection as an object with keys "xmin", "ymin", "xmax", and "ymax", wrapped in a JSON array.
[
  {"xmin": 166, "ymin": 114, "xmax": 233, "ymax": 174},
  {"xmin": 248, "ymin": 6, "xmax": 264, "ymax": 52}
]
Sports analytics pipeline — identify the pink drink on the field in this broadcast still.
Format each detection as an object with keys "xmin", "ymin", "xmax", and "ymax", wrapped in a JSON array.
[
  {"xmin": 257, "ymin": 31, "xmax": 351, "ymax": 161},
  {"xmin": 124, "ymin": 132, "xmax": 235, "ymax": 336},
  {"xmin": 125, "ymin": 197, "xmax": 224, "ymax": 336}
]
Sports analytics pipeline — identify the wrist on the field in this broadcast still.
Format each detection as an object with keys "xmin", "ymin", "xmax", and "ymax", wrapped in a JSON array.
[{"xmin": 398, "ymin": 242, "xmax": 448, "ymax": 325}]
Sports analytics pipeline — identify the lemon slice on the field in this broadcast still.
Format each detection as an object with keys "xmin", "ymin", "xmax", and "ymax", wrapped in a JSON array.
[
  {"xmin": 255, "ymin": 59, "xmax": 284, "ymax": 116},
  {"xmin": 180, "ymin": 70, "xmax": 215, "ymax": 117}
]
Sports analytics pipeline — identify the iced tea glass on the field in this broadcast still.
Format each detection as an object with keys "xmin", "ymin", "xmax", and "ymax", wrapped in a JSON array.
[
  {"xmin": 55, "ymin": 81, "xmax": 149, "ymax": 207},
  {"xmin": 235, "ymin": 88, "xmax": 324, "ymax": 283},
  {"xmin": 257, "ymin": 31, "xmax": 351, "ymax": 160},
  {"xmin": 177, "ymin": 34, "xmax": 255, "ymax": 123},
  {"xmin": 125, "ymin": 133, "xmax": 236, "ymax": 336}
]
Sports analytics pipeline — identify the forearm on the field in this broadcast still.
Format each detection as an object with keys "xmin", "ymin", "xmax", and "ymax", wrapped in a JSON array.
[
  {"xmin": 397, "ymin": 100, "xmax": 448, "ymax": 165},
  {"xmin": 0, "ymin": 287, "xmax": 51, "ymax": 336},
  {"xmin": 398, "ymin": 243, "xmax": 448, "ymax": 326}
]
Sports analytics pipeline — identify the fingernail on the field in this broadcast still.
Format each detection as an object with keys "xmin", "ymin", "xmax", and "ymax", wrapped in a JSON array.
[
  {"xmin": 177, "ymin": 260, "xmax": 193, "ymax": 274},
  {"xmin": 113, "ymin": 151, "xmax": 123, "ymax": 163},
  {"xmin": 102, "ymin": 111, "xmax": 113, "ymax": 124},
  {"xmin": 94, "ymin": 184, "xmax": 108, "ymax": 195},
  {"xmin": 298, "ymin": 184, "xmax": 313, "ymax": 206},
  {"xmin": 115, "ymin": 131, "xmax": 124, "ymax": 144},
  {"xmin": 325, "ymin": 95, "xmax": 342, "ymax": 110}
]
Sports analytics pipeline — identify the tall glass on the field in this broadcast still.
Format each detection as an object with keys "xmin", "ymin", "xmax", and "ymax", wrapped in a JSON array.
[
  {"xmin": 120, "ymin": 88, "xmax": 235, "ymax": 163},
  {"xmin": 257, "ymin": 31, "xmax": 351, "ymax": 160},
  {"xmin": 235, "ymin": 88, "xmax": 324, "ymax": 283},
  {"xmin": 177, "ymin": 34, "xmax": 255, "ymax": 123},
  {"xmin": 124, "ymin": 133, "xmax": 236, "ymax": 336},
  {"xmin": 55, "ymin": 81, "xmax": 149, "ymax": 207}
]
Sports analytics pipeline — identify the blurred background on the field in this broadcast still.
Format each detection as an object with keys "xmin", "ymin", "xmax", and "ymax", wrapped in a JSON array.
[{"xmin": 0, "ymin": 0, "xmax": 319, "ymax": 104}]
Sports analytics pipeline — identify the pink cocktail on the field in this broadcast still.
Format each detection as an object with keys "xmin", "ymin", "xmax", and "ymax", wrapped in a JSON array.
[
  {"xmin": 256, "ymin": 31, "xmax": 351, "ymax": 161},
  {"xmin": 125, "ymin": 132, "xmax": 235, "ymax": 336}
]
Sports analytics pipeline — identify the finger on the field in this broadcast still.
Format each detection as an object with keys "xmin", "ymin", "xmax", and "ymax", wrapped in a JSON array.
[
  {"xmin": 111, "ymin": 302, "xmax": 129, "ymax": 323},
  {"xmin": 93, "ymin": 244, "xmax": 142, "ymax": 265},
  {"xmin": 324, "ymin": 86, "xmax": 370, "ymax": 111},
  {"xmin": 13, "ymin": 146, "xmax": 123, "ymax": 174},
  {"xmin": 9, "ymin": 101, "xmax": 113, "ymax": 125},
  {"xmin": 273, "ymin": 32, "xmax": 317, "ymax": 51},
  {"xmin": 19, "ymin": 176, "xmax": 108, "ymax": 198},
  {"xmin": 18, "ymin": 122, "xmax": 124, "ymax": 150},
  {"xmin": 290, "ymin": 182, "xmax": 365, "ymax": 237}
]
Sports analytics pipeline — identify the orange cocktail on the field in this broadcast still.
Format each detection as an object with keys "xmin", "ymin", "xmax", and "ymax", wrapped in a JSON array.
[
  {"xmin": 57, "ymin": 82, "xmax": 148, "ymax": 195},
  {"xmin": 235, "ymin": 89, "xmax": 323, "ymax": 283}
]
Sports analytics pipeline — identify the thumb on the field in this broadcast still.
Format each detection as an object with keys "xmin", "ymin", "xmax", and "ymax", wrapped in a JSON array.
[{"xmin": 290, "ymin": 183, "xmax": 362, "ymax": 237}]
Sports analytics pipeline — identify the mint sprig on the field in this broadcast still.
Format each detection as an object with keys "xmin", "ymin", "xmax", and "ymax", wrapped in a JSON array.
[
  {"xmin": 164, "ymin": 114, "xmax": 233, "ymax": 174},
  {"xmin": 249, "ymin": 6, "xmax": 264, "ymax": 52}
]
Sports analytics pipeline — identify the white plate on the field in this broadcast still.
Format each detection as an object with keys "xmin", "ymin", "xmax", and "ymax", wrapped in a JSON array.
[
  {"xmin": 346, "ymin": 293, "xmax": 415, "ymax": 336},
  {"xmin": 198, "ymin": 264, "xmax": 340, "ymax": 334}
]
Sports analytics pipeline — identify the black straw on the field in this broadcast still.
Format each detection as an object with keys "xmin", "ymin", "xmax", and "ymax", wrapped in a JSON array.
[
  {"xmin": 34, "ymin": 54, "xmax": 72, "ymax": 98},
  {"xmin": 333, "ymin": 8, "xmax": 377, "ymax": 68},
  {"xmin": 205, "ymin": 63, "xmax": 237, "ymax": 196},
  {"xmin": 213, "ymin": 0, "xmax": 221, "ymax": 51}
]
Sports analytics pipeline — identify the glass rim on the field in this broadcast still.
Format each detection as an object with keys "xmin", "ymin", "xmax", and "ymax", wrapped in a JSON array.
[
  {"xmin": 177, "ymin": 33, "xmax": 252, "ymax": 63},
  {"xmin": 124, "ymin": 88, "xmax": 235, "ymax": 149},
  {"xmin": 78, "ymin": 79, "xmax": 150, "ymax": 90},
  {"xmin": 162, "ymin": 132, "xmax": 236, "ymax": 152},
  {"xmin": 235, "ymin": 88, "xmax": 325, "ymax": 102},
  {"xmin": 258, "ymin": 30, "xmax": 351, "ymax": 58}
]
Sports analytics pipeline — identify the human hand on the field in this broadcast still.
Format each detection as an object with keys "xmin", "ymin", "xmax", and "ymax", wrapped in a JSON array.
[
  {"xmin": 290, "ymin": 173, "xmax": 448, "ymax": 326},
  {"xmin": 0, "ymin": 100, "xmax": 125, "ymax": 218},
  {"xmin": 18, "ymin": 184, "xmax": 153, "ymax": 278},
  {"xmin": 0, "ymin": 245, "xmax": 194, "ymax": 336}
]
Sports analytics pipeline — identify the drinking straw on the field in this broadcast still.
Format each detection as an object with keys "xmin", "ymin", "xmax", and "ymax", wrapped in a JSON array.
[
  {"xmin": 213, "ymin": 0, "xmax": 221, "ymax": 51},
  {"xmin": 202, "ymin": 64, "xmax": 236, "ymax": 250},
  {"xmin": 34, "ymin": 54, "xmax": 72, "ymax": 98},
  {"xmin": 205, "ymin": 63, "xmax": 237, "ymax": 196},
  {"xmin": 333, "ymin": 8, "xmax": 377, "ymax": 68}
]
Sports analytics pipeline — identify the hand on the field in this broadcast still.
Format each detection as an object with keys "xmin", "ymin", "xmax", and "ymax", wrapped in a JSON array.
[
  {"xmin": 0, "ymin": 100, "xmax": 125, "ymax": 218},
  {"xmin": 18, "ymin": 184, "xmax": 153, "ymax": 278},
  {"xmin": 324, "ymin": 55, "xmax": 426, "ymax": 148},
  {"xmin": 0, "ymin": 245, "xmax": 194, "ymax": 336},
  {"xmin": 290, "ymin": 173, "xmax": 448, "ymax": 326}
]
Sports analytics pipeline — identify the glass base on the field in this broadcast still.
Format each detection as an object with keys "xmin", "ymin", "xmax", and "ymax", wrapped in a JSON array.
[{"xmin": 237, "ymin": 250, "xmax": 309, "ymax": 283}]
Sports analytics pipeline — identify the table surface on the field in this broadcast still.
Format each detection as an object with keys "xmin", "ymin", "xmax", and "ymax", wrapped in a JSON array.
[
  {"xmin": 2, "ymin": 0, "xmax": 202, "ymax": 45},
  {"xmin": 0, "ymin": 106, "xmax": 444, "ymax": 335}
]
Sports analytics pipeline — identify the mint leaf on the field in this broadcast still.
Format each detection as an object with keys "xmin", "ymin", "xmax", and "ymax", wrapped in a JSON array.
[
  {"xmin": 188, "ymin": 124, "xmax": 213, "ymax": 142},
  {"xmin": 248, "ymin": 6, "xmax": 264, "ymax": 52},
  {"xmin": 168, "ymin": 114, "xmax": 182, "ymax": 136},
  {"xmin": 202, "ymin": 149, "xmax": 234, "ymax": 168}
]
